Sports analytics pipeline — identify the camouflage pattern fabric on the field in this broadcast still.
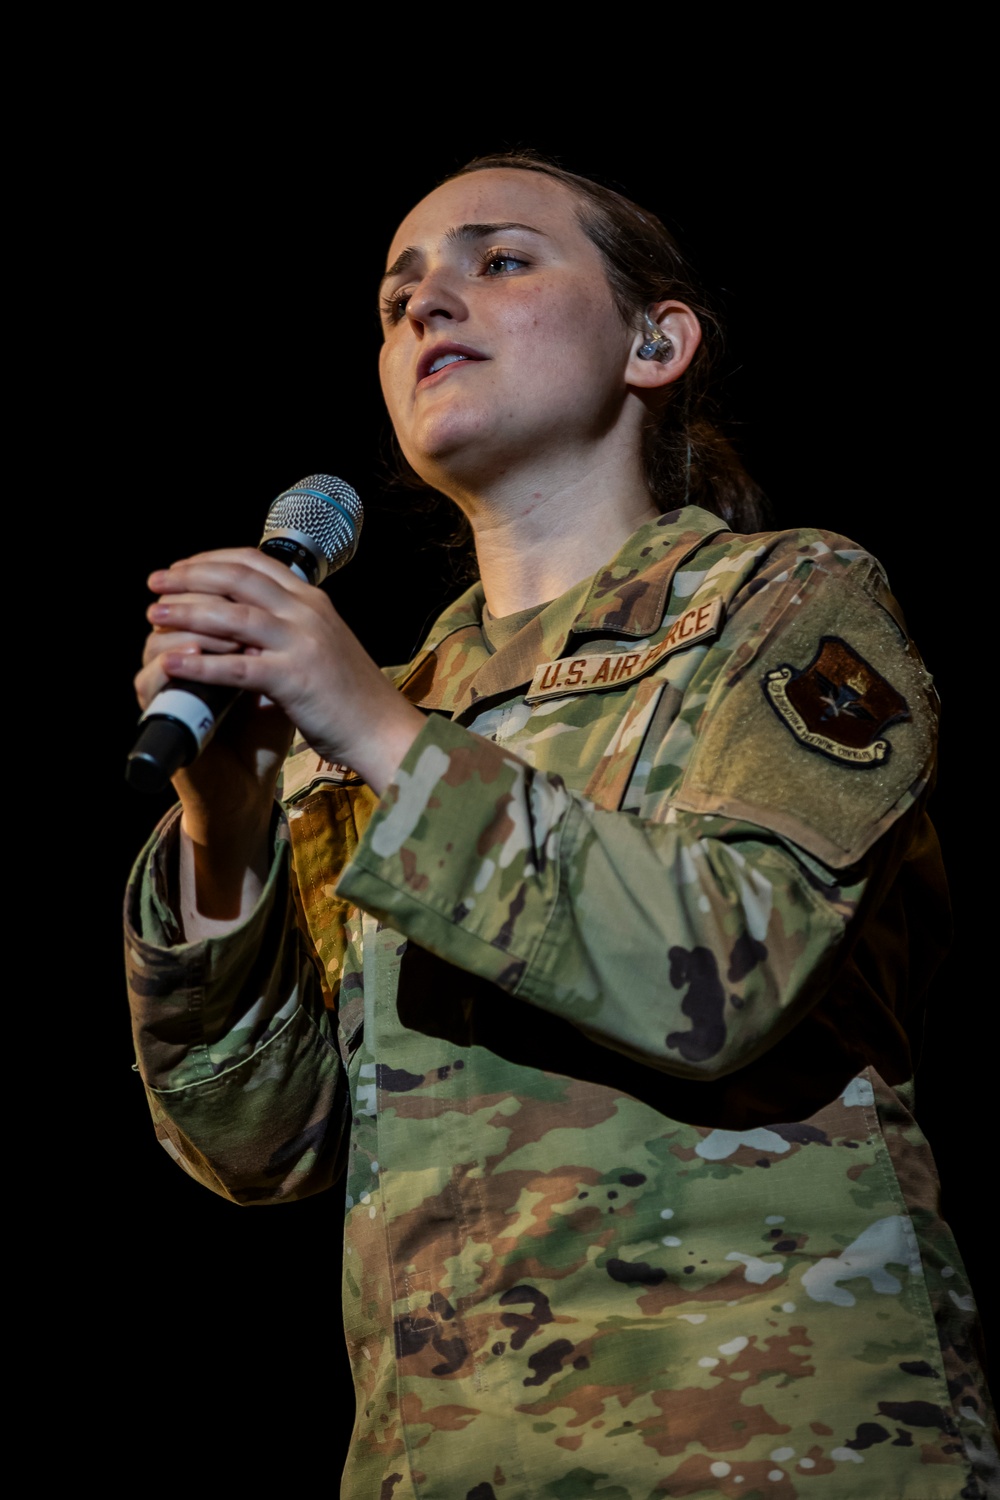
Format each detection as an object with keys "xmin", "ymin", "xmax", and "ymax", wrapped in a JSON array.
[{"xmin": 125, "ymin": 506, "xmax": 997, "ymax": 1497}]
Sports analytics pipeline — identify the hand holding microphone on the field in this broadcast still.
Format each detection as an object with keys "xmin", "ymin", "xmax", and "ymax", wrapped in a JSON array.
[
  {"xmin": 128, "ymin": 475, "xmax": 364, "ymax": 793},
  {"xmin": 129, "ymin": 472, "xmax": 425, "ymax": 942},
  {"xmin": 130, "ymin": 473, "xmax": 426, "ymax": 816}
]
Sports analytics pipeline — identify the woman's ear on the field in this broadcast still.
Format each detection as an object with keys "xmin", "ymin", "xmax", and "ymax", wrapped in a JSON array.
[{"xmin": 627, "ymin": 300, "xmax": 702, "ymax": 389}]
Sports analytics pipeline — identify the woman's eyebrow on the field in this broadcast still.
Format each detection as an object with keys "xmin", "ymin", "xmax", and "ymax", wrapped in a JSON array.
[
  {"xmin": 446, "ymin": 220, "xmax": 544, "ymax": 247},
  {"xmin": 380, "ymin": 245, "xmax": 422, "ymax": 291},
  {"xmin": 379, "ymin": 222, "xmax": 545, "ymax": 293}
]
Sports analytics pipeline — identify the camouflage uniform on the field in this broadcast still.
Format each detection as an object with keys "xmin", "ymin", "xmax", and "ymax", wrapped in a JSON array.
[{"xmin": 125, "ymin": 505, "xmax": 996, "ymax": 1498}]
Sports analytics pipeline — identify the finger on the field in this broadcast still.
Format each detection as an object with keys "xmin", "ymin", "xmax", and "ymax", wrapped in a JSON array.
[
  {"xmin": 147, "ymin": 592, "xmax": 290, "ymax": 654},
  {"xmin": 135, "ymin": 644, "xmax": 286, "ymax": 721},
  {"xmin": 148, "ymin": 550, "xmax": 310, "ymax": 604},
  {"xmin": 142, "ymin": 628, "xmax": 244, "ymax": 668},
  {"xmin": 146, "ymin": 590, "xmax": 250, "ymax": 644},
  {"xmin": 160, "ymin": 646, "xmax": 276, "ymax": 695},
  {"xmin": 134, "ymin": 647, "xmax": 200, "ymax": 711}
]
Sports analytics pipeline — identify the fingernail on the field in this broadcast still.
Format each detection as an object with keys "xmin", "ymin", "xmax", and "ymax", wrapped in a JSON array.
[{"xmin": 163, "ymin": 650, "xmax": 198, "ymax": 671}]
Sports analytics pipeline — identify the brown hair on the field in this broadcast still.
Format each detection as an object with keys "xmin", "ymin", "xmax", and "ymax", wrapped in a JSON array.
[{"xmin": 387, "ymin": 151, "xmax": 769, "ymax": 539}]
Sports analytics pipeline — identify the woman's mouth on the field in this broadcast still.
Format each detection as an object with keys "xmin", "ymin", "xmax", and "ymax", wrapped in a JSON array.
[
  {"xmin": 430, "ymin": 353, "xmax": 468, "ymax": 375},
  {"xmin": 417, "ymin": 345, "xmax": 486, "ymax": 385}
]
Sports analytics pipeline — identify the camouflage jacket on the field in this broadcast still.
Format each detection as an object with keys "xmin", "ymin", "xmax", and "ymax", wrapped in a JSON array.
[{"xmin": 125, "ymin": 506, "xmax": 995, "ymax": 1498}]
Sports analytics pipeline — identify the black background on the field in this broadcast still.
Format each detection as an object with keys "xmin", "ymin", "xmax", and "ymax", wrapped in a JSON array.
[{"xmin": 98, "ymin": 92, "xmax": 987, "ymax": 1463}]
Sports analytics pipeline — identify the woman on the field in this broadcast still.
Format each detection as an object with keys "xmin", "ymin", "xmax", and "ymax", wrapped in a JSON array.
[{"xmin": 125, "ymin": 155, "xmax": 995, "ymax": 1497}]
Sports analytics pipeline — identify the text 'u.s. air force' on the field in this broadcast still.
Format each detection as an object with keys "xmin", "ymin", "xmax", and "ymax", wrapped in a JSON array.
[{"xmin": 525, "ymin": 598, "xmax": 724, "ymax": 703}]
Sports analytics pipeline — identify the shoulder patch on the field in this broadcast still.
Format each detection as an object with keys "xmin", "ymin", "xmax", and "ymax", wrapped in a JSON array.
[
  {"xmin": 763, "ymin": 637, "xmax": 910, "ymax": 767},
  {"xmin": 525, "ymin": 598, "xmax": 723, "ymax": 704},
  {"xmin": 670, "ymin": 564, "xmax": 936, "ymax": 868}
]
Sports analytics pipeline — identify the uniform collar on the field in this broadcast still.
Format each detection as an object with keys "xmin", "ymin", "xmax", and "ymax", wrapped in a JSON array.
[{"xmin": 395, "ymin": 506, "xmax": 731, "ymax": 716}]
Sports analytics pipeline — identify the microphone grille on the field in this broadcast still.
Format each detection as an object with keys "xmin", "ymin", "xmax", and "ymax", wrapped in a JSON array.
[{"xmin": 263, "ymin": 473, "xmax": 363, "ymax": 572}]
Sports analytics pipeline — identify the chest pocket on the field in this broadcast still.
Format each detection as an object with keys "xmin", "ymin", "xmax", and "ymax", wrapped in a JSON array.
[
  {"xmin": 473, "ymin": 673, "xmax": 683, "ymax": 815},
  {"xmin": 514, "ymin": 602, "xmax": 725, "ymax": 813},
  {"xmin": 583, "ymin": 674, "xmax": 671, "ymax": 812},
  {"xmin": 469, "ymin": 651, "xmax": 701, "ymax": 816}
]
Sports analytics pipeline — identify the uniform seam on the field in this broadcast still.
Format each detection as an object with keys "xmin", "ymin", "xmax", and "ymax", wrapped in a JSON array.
[
  {"xmin": 147, "ymin": 1003, "xmax": 335, "ymax": 1096},
  {"xmin": 861, "ymin": 1071, "xmax": 971, "ymax": 1473}
]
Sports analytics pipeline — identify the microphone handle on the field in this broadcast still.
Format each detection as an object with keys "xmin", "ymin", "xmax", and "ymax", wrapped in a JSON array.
[{"xmin": 126, "ymin": 680, "xmax": 240, "ymax": 794}]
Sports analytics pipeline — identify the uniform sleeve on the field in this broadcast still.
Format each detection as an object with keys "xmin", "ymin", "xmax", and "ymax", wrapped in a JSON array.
[
  {"xmin": 336, "ymin": 541, "xmax": 939, "ymax": 1084},
  {"xmin": 123, "ymin": 806, "xmax": 348, "ymax": 1203}
]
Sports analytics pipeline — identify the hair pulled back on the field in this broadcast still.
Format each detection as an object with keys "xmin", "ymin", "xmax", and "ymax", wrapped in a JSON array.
[{"xmin": 389, "ymin": 151, "xmax": 768, "ymax": 537}]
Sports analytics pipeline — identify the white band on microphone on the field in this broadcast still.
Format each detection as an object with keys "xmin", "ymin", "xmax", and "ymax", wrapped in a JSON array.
[{"xmin": 140, "ymin": 688, "xmax": 218, "ymax": 748}]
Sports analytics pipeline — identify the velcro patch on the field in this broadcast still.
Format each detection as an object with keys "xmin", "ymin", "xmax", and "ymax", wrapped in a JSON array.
[
  {"xmin": 763, "ymin": 636, "xmax": 910, "ymax": 766},
  {"xmin": 282, "ymin": 746, "xmax": 362, "ymax": 804},
  {"xmin": 525, "ymin": 598, "xmax": 723, "ymax": 704}
]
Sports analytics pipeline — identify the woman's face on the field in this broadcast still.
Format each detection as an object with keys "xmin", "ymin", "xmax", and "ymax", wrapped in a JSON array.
[{"xmin": 378, "ymin": 168, "xmax": 637, "ymax": 492}]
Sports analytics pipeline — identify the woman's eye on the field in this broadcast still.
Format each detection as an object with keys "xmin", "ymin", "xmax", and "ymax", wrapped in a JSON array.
[
  {"xmin": 381, "ymin": 251, "xmax": 526, "ymax": 324},
  {"xmin": 381, "ymin": 290, "xmax": 411, "ymax": 324},
  {"xmin": 482, "ymin": 251, "xmax": 527, "ymax": 277}
]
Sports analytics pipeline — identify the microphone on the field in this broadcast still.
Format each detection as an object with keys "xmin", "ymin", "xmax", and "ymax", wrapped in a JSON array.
[{"xmin": 126, "ymin": 473, "xmax": 363, "ymax": 794}]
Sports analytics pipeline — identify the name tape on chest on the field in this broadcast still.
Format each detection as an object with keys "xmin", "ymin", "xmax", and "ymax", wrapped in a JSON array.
[
  {"xmin": 282, "ymin": 747, "xmax": 362, "ymax": 804},
  {"xmin": 525, "ymin": 598, "xmax": 723, "ymax": 704}
]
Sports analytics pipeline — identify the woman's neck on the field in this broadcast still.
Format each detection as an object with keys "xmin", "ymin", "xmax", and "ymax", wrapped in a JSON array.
[{"xmin": 457, "ymin": 452, "xmax": 660, "ymax": 617}]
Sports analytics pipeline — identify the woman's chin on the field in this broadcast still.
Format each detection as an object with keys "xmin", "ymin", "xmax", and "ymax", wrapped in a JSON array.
[{"xmin": 403, "ymin": 425, "xmax": 502, "ymax": 491}]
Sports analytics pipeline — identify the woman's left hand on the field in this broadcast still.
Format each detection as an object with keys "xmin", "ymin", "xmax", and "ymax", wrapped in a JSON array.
[{"xmin": 147, "ymin": 546, "xmax": 425, "ymax": 795}]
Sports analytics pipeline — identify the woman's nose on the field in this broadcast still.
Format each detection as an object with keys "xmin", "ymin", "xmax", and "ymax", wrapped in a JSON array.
[{"xmin": 405, "ymin": 268, "xmax": 467, "ymax": 328}]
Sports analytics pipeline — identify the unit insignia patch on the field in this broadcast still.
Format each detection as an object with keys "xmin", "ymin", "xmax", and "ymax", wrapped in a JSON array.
[{"xmin": 763, "ymin": 636, "xmax": 911, "ymax": 766}]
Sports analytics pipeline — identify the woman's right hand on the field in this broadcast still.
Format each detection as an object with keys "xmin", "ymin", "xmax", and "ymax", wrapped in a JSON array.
[
  {"xmin": 135, "ymin": 543, "xmax": 425, "ymax": 934},
  {"xmin": 135, "ymin": 569, "xmax": 295, "ymax": 932}
]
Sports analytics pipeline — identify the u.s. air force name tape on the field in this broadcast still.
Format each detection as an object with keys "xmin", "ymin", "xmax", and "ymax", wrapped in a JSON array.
[{"xmin": 525, "ymin": 598, "xmax": 724, "ymax": 704}]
